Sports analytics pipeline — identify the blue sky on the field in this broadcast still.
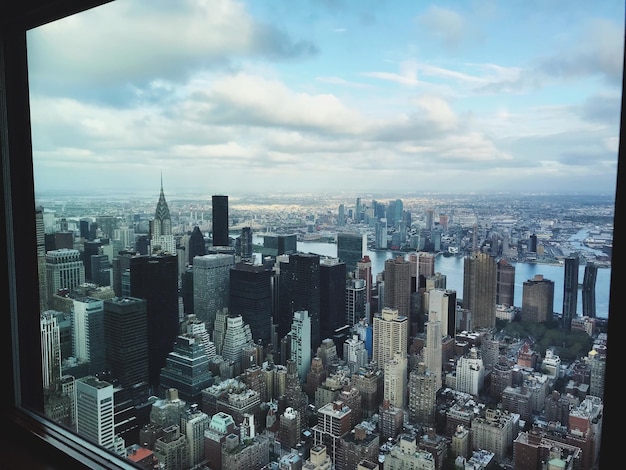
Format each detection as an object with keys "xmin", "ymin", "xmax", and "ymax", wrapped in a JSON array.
[{"xmin": 27, "ymin": 0, "xmax": 624, "ymax": 196}]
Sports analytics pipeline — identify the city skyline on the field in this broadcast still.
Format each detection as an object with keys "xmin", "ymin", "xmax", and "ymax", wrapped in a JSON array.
[{"xmin": 27, "ymin": 0, "xmax": 623, "ymax": 195}]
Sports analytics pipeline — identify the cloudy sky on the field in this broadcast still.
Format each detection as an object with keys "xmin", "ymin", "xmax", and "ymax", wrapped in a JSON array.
[{"xmin": 27, "ymin": 0, "xmax": 624, "ymax": 196}]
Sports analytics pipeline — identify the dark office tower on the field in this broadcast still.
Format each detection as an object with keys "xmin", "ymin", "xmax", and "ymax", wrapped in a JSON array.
[
  {"xmin": 238, "ymin": 227, "xmax": 253, "ymax": 262},
  {"xmin": 582, "ymin": 262, "xmax": 598, "ymax": 318},
  {"xmin": 158, "ymin": 334, "xmax": 214, "ymax": 404},
  {"xmin": 135, "ymin": 235, "xmax": 149, "ymax": 255},
  {"xmin": 529, "ymin": 234, "xmax": 538, "ymax": 253},
  {"xmin": 320, "ymin": 258, "xmax": 347, "ymax": 342},
  {"xmin": 111, "ymin": 250, "xmax": 136, "ymax": 297},
  {"xmin": 230, "ymin": 263, "xmax": 273, "ymax": 347},
  {"xmin": 355, "ymin": 197, "xmax": 362, "ymax": 223},
  {"xmin": 337, "ymin": 232, "xmax": 365, "ymax": 275},
  {"xmin": 278, "ymin": 253, "xmax": 321, "ymax": 350},
  {"xmin": 91, "ymin": 254, "xmax": 111, "ymax": 287},
  {"xmin": 496, "ymin": 259, "xmax": 515, "ymax": 307},
  {"xmin": 188, "ymin": 226, "xmax": 206, "ymax": 265},
  {"xmin": 103, "ymin": 297, "xmax": 149, "ymax": 394},
  {"xmin": 181, "ymin": 267, "xmax": 194, "ymax": 314},
  {"xmin": 462, "ymin": 252, "xmax": 497, "ymax": 329},
  {"xmin": 521, "ymin": 275, "xmax": 555, "ymax": 322},
  {"xmin": 129, "ymin": 253, "xmax": 179, "ymax": 391},
  {"xmin": 83, "ymin": 240, "xmax": 102, "ymax": 282},
  {"xmin": 211, "ymin": 195, "xmax": 229, "ymax": 247},
  {"xmin": 356, "ymin": 256, "xmax": 373, "ymax": 306},
  {"xmin": 383, "ymin": 256, "xmax": 411, "ymax": 317},
  {"xmin": 562, "ymin": 256, "xmax": 579, "ymax": 330},
  {"xmin": 36, "ymin": 206, "xmax": 48, "ymax": 312},
  {"xmin": 79, "ymin": 219, "xmax": 90, "ymax": 240},
  {"xmin": 263, "ymin": 233, "xmax": 297, "ymax": 257}
]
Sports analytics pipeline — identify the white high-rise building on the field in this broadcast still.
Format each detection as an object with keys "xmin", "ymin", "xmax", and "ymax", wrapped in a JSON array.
[
  {"xmin": 193, "ymin": 253, "xmax": 235, "ymax": 330},
  {"xmin": 40, "ymin": 311, "xmax": 61, "ymax": 389},
  {"xmin": 76, "ymin": 376, "xmax": 116, "ymax": 451},
  {"xmin": 428, "ymin": 288, "xmax": 454, "ymax": 337},
  {"xmin": 290, "ymin": 310, "xmax": 312, "ymax": 382},
  {"xmin": 372, "ymin": 307, "xmax": 407, "ymax": 370},
  {"xmin": 383, "ymin": 352, "xmax": 407, "ymax": 409},
  {"xmin": 343, "ymin": 335, "xmax": 368, "ymax": 373},
  {"xmin": 424, "ymin": 320, "xmax": 443, "ymax": 391},
  {"xmin": 455, "ymin": 347, "xmax": 485, "ymax": 396}
]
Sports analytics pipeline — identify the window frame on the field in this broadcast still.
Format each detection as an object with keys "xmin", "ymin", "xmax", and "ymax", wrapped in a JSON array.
[{"xmin": 0, "ymin": 1, "xmax": 620, "ymax": 468}]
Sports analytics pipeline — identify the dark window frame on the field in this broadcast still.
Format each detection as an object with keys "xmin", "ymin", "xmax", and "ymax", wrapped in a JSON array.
[{"xmin": 0, "ymin": 1, "xmax": 620, "ymax": 468}]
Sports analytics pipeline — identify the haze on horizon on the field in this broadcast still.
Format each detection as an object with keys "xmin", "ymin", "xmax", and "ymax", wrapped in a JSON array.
[{"xmin": 27, "ymin": 0, "xmax": 624, "ymax": 196}]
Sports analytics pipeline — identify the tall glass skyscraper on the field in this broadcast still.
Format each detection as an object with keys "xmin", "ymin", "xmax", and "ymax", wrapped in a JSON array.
[
  {"xmin": 337, "ymin": 233, "xmax": 365, "ymax": 275},
  {"xmin": 229, "ymin": 262, "xmax": 273, "ymax": 347},
  {"xmin": 129, "ymin": 253, "xmax": 179, "ymax": 390},
  {"xmin": 278, "ymin": 253, "xmax": 321, "ymax": 351},
  {"xmin": 462, "ymin": 252, "xmax": 497, "ymax": 329},
  {"xmin": 562, "ymin": 256, "xmax": 580, "ymax": 329},
  {"xmin": 582, "ymin": 262, "xmax": 598, "ymax": 318},
  {"xmin": 211, "ymin": 195, "xmax": 229, "ymax": 247}
]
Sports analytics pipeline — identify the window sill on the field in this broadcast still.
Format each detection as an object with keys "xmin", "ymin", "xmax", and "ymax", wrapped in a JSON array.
[{"xmin": 0, "ymin": 408, "xmax": 140, "ymax": 470}]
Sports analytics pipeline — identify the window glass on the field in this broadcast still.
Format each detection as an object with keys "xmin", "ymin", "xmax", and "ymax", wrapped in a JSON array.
[{"xmin": 27, "ymin": 0, "xmax": 622, "ymax": 467}]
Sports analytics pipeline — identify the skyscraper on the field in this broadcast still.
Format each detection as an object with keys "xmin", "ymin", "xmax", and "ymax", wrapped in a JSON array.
[
  {"xmin": 130, "ymin": 253, "xmax": 179, "ymax": 390},
  {"xmin": 383, "ymin": 256, "xmax": 411, "ymax": 317},
  {"xmin": 372, "ymin": 307, "xmax": 408, "ymax": 370},
  {"xmin": 428, "ymin": 288, "xmax": 457, "ymax": 338},
  {"xmin": 356, "ymin": 255, "xmax": 373, "ymax": 307},
  {"xmin": 220, "ymin": 314, "xmax": 255, "ymax": 372},
  {"xmin": 375, "ymin": 219, "xmax": 387, "ymax": 249},
  {"xmin": 193, "ymin": 253, "xmax": 235, "ymax": 331},
  {"xmin": 45, "ymin": 248, "xmax": 85, "ymax": 301},
  {"xmin": 418, "ymin": 253, "xmax": 436, "ymax": 289},
  {"xmin": 41, "ymin": 311, "xmax": 61, "ymax": 389},
  {"xmin": 496, "ymin": 259, "xmax": 515, "ymax": 307},
  {"xmin": 76, "ymin": 376, "xmax": 117, "ymax": 451},
  {"xmin": 521, "ymin": 275, "xmax": 555, "ymax": 322},
  {"xmin": 158, "ymin": 333, "xmax": 214, "ymax": 404},
  {"xmin": 424, "ymin": 319, "xmax": 442, "ymax": 391},
  {"xmin": 211, "ymin": 195, "xmax": 229, "ymax": 247},
  {"xmin": 103, "ymin": 297, "xmax": 149, "ymax": 392},
  {"xmin": 408, "ymin": 362, "xmax": 437, "ymax": 426},
  {"xmin": 238, "ymin": 226, "xmax": 253, "ymax": 262},
  {"xmin": 319, "ymin": 257, "xmax": 347, "ymax": 342},
  {"xmin": 562, "ymin": 256, "xmax": 580, "ymax": 329},
  {"xmin": 462, "ymin": 252, "xmax": 497, "ymax": 329},
  {"xmin": 337, "ymin": 232, "xmax": 365, "ymax": 275},
  {"xmin": 582, "ymin": 262, "xmax": 598, "ymax": 318},
  {"xmin": 290, "ymin": 310, "xmax": 312, "ymax": 382},
  {"xmin": 383, "ymin": 352, "xmax": 407, "ymax": 409},
  {"xmin": 346, "ymin": 278, "xmax": 366, "ymax": 326},
  {"xmin": 72, "ymin": 297, "xmax": 106, "ymax": 375},
  {"xmin": 229, "ymin": 262, "xmax": 273, "ymax": 347},
  {"xmin": 187, "ymin": 226, "xmax": 206, "ymax": 266},
  {"xmin": 278, "ymin": 253, "xmax": 321, "ymax": 350},
  {"xmin": 150, "ymin": 177, "xmax": 175, "ymax": 255}
]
